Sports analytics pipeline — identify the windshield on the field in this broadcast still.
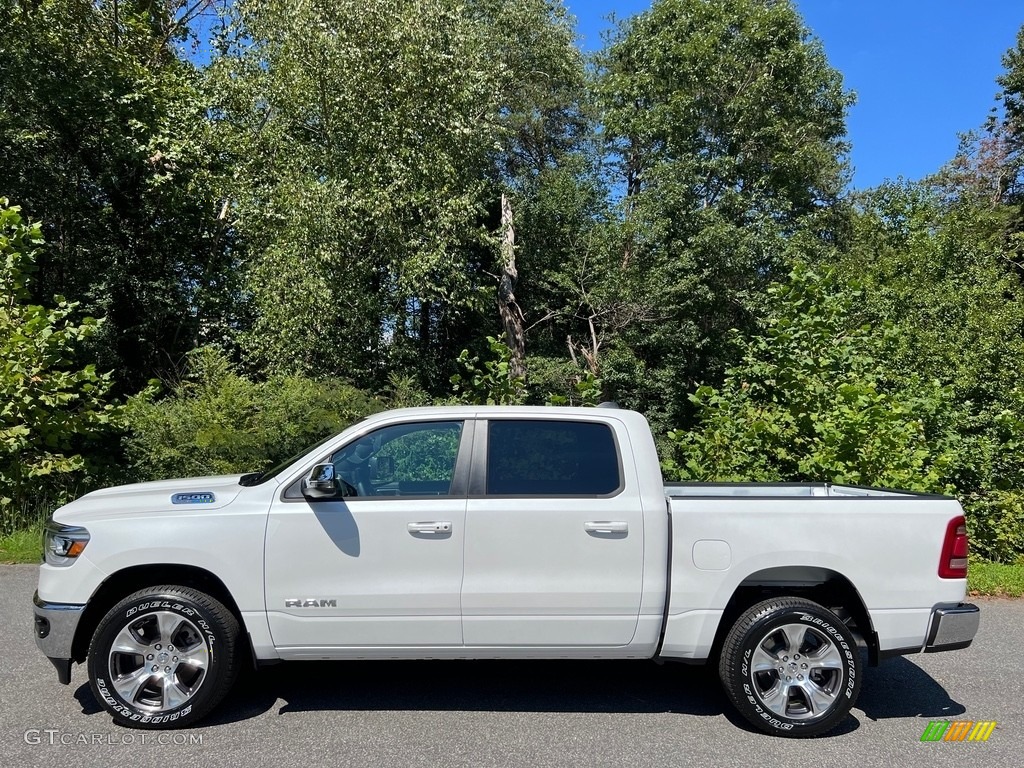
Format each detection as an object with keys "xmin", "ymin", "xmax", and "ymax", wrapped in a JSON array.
[{"xmin": 238, "ymin": 432, "xmax": 339, "ymax": 487}]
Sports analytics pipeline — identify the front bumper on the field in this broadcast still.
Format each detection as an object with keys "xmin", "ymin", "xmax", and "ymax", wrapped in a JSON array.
[
  {"xmin": 33, "ymin": 591, "xmax": 85, "ymax": 684},
  {"xmin": 924, "ymin": 603, "xmax": 980, "ymax": 653}
]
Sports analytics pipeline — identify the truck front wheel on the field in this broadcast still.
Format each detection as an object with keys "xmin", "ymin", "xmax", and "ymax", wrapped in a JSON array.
[
  {"xmin": 719, "ymin": 597, "xmax": 861, "ymax": 737},
  {"xmin": 87, "ymin": 586, "xmax": 241, "ymax": 728}
]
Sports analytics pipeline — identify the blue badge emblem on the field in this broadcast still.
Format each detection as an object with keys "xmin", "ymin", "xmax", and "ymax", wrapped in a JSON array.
[{"xmin": 171, "ymin": 492, "xmax": 216, "ymax": 505}]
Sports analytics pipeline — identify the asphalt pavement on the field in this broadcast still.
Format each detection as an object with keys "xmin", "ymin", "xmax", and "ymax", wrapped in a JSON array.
[{"xmin": 1, "ymin": 564, "xmax": 1021, "ymax": 768}]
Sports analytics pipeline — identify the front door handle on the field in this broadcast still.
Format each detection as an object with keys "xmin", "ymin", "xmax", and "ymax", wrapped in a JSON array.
[
  {"xmin": 584, "ymin": 521, "xmax": 628, "ymax": 534},
  {"xmin": 407, "ymin": 521, "xmax": 452, "ymax": 535}
]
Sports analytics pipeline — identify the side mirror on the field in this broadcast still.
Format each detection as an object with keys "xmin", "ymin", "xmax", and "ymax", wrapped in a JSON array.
[{"xmin": 302, "ymin": 463, "xmax": 340, "ymax": 500}]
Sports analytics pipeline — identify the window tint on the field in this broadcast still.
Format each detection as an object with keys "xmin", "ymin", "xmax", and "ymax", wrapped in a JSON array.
[
  {"xmin": 330, "ymin": 421, "xmax": 463, "ymax": 497},
  {"xmin": 486, "ymin": 420, "xmax": 620, "ymax": 496}
]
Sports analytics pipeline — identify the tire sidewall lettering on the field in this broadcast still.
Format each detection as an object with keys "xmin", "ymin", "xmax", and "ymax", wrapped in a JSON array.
[
  {"xmin": 723, "ymin": 601, "xmax": 862, "ymax": 736},
  {"xmin": 92, "ymin": 591, "xmax": 226, "ymax": 727}
]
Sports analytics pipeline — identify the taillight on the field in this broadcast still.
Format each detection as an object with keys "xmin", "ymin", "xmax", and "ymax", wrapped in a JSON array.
[{"xmin": 938, "ymin": 515, "xmax": 969, "ymax": 579}]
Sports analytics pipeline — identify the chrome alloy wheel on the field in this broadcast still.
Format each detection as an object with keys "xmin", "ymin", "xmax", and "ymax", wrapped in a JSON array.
[
  {"xmin": 747, "ymin": 622, "xmax": 846, "ymax": 720},
  {"xmin": 107, "ymin": 611, "xmax": 209, "ymax": 713}
]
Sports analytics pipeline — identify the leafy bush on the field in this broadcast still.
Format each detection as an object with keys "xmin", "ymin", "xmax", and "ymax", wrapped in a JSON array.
[
  {"xmin": 124, "ymin": 347, "xmax": 381, "ymax": 480},
  {"xmin": 450, "ymin": 336, "xmax": 526, "ymax": 405},
  {"xmin": 0, "ymin": 200, "xmax": 119, "ymax": 532},
  {"xmin": 664, "ymin": 264, "xmax": 957, "ymax": 492},
  {"xmin": 526, "ymin": 355, "xmax": 604, "ymax": 407},
  {"xmin": 965, "ymin": 491, "xmax": 1024, "ymax": 563},
  {"xmin": 663, "ymin": 263, "xmax": 1024, "ymax": 563}
]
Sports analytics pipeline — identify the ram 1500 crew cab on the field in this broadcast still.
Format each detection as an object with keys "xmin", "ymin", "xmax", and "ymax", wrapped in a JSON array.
[{"xmin": 33, "ymin": 406, "xmax": 979, "ymax": 736}]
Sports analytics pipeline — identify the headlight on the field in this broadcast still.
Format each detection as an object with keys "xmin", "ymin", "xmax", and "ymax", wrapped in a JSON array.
[{"xmin": 43, "ymin": 520, "xmax": 90, "ymax": 566}]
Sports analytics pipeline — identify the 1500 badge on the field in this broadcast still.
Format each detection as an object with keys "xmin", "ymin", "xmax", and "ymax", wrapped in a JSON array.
[{"xmin": 171, "ymin": 492, "xmax": 216, "ymax": 505}]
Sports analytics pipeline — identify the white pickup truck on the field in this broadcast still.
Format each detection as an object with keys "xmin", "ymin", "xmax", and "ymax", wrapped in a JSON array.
[{"xmin": 33, "ymin": 406, "xmax": 979, "ymax": 737}]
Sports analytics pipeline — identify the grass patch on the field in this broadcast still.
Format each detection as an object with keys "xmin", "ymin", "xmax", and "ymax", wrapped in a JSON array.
[
  {"xmin": 0, "ymin": 523, "xmax": 43, "ymax": 564},
  {"xmin": 968, "ymin": 560, "xmax": 1024, "ymax": 597}
]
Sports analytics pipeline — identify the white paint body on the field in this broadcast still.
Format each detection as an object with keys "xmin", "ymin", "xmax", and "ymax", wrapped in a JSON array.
[{"xmin": 39, "ymin": 406, "xmax": 969, "ymax": 663}]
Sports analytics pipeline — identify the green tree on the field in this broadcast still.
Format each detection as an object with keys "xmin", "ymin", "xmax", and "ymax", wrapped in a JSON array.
[
  {"xmin": 987, "ymin": 23, "xmax": 1024, "ymax": 206},
  {"xmin": 206, "ymin": 0, "xmax": 591, "ymax": 395},
  {"xmin": 592, "ymin": 0, "xmax": 852, "ymax": 431},
  {"xmin": 829, "ymin": 182, "xmax": 1024, "ymax": 562},
  {"xmin": 0, "ymin": 0, "xmax": 234, "ymax": 392},
  {"xmin": 839, "ymin": 183, "xmax": 1024, "ymax": 416},
  {"xmin": 0, "ymin": 201, "xmax": 118, "ymax": 528},
  {"xmin": 934, "ymin": 24, "xmax": 1024, "ymax": 274},
  {"xmin": 208, "ymin": 0, "xmax": 494, "ymax": 388}
]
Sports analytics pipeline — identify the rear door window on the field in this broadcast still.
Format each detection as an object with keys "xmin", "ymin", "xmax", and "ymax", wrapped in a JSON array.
[{"xmin": 485, "ymin": 420, "xmax": 621, "ymax": 496}]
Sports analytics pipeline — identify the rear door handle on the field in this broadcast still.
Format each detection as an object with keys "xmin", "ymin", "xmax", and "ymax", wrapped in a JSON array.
[
  {"xmin": 584, "ymin": 521, "xmax": 628, "ymax": 534},
  {"xmin": 407, "ymin": 521, "xmax": 452, "ymax": 535}
]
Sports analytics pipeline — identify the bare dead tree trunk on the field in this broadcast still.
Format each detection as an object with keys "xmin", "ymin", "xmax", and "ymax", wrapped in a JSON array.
[
  {"xmin": 566, "ymin": 311, "xmax": 602, "ymax": 377},
  {"xmin": 497, "ymin": 193, "xmax": 527, "ymax": 382}
]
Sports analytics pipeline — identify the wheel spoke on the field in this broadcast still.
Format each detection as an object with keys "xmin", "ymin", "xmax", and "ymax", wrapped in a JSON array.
[
  {"xmin": 177, "ymin": 645, "xmax": 209, "ymax": 671},
  {"xmin": 781, "ymin": 624, "xmax": 807, "ymax": 654},
  {"xmin": 112, "ymin": 667, "xmax": 152, "ymax": 704},
  {"xmin": 807, "ymin": 639, "xmax": 845, "ymax": 670},
  {"xmin": 162, "ymin": 677, "xmax": 191, "ymax": 710},
  {"xmin": 155, "ymin": 612, "xmax": 183, "ymax": 645},
  {"xmin": 759, "ymin": 678, "xmax": 791, "ymax": 716},
  {"xmin": 751, "ymin": 644, "xmax": 779, "ymax": 673},
  {"xmin": 110, "ymin": 629, "xmax": 150, "ymax": 657},
  {"xmin": 798, "ymin": 678, "xmax": 838, "ymax": 715}
]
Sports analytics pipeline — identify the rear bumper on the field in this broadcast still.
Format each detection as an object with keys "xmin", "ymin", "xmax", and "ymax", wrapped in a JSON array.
[
  {"xmin": 924, "ymin": 603, "xmax": 980, "ymax": 653},
  {"xmin": 33, "ymin": 591, "xmax": 85, "ymax": 684}
]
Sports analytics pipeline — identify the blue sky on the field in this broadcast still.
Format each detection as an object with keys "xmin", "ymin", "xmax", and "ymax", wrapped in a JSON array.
[{"xmin": 568, "ymin": 0, "xmax": 1024, "ymax": 190}]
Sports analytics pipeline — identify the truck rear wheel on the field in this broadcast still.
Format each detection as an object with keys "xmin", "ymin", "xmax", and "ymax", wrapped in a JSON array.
[
  {"xmin": 719, "ymin": 597, "xmax": 861, "ymax": 737},
  {"xmin": 87, "ymin": 586, "xmax": 240, "ymax": 728}
]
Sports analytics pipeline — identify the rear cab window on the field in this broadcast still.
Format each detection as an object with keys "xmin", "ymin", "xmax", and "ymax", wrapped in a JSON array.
[{"xmin": 484, "ymin": 419, "xmax": 622, "ymax": 496}]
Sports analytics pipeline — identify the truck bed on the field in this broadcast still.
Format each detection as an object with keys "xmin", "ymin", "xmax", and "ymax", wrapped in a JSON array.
[{"xmin": 660, "ymin": 483, "xmax": 966, "ymax": 661}]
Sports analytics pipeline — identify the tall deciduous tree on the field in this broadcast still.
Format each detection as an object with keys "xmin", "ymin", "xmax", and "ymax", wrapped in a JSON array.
[
  {"xmin": 208, "ymin": 0, "xmax": 496, "ymax": 387},
  {"xmin": 592, "ymin": 0, "xmax": 852, "ymax": 430},
  {"xmin": 206, "ymin": 0, "xmax": 590, "ymax": 393},
  {"xmin": 991, "ymin": 25, "xmax": 1024, "ymax": 205},
  {"xmin": 467, "ymin": 0, "xmax": 591, "ymax": 389},
  {"xmin": 0, "ymin": 0, "xmax": 234, "ymax": 392}
]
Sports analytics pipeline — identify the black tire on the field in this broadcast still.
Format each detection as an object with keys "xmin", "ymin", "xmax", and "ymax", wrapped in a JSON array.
[
  {"xmin": 87, "ymin": 586, "xmax": 241, "ymax": 728},
  {"xmin": 719, "ymin": 597, "xmax": 861, "ymax": 738}
]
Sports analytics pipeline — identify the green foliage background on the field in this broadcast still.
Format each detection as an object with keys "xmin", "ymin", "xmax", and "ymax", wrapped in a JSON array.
[
  {"xmin": 0, "ymin": 201, "xmax": 119, "ymax": 533},
  {"xmin": 123, "ymin": 347, "xmax": 381, "ymax": 480},
  {"xmin": 1, "ymin": 0, "xmax": 1024, "ymax": 564}
]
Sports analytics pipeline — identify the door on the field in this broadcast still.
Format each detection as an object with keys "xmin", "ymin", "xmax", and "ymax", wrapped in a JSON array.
[
  {"xmin": 265, "ymin": 419, "xmax": 472, "ymax": 652},
  {"xmin": 462, "ymin": 418, "xmax": 645, "ymax": 647}
]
